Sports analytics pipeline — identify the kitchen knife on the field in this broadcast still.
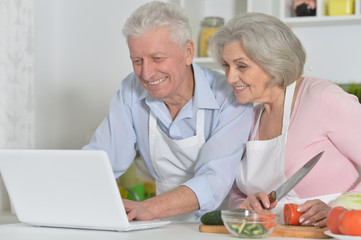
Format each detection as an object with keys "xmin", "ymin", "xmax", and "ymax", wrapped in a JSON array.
[{"xmin": 268, "ymin": 151, "xmax": 324, "ymax": 203}]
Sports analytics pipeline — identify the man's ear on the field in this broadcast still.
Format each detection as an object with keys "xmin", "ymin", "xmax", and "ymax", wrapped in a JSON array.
[{"xmin": 184, "ymin": 40, "xmax": 194, "ymax": 66}]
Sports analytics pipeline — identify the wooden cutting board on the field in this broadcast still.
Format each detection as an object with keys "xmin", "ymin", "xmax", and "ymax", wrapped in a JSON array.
[{"xmin": 199, "ymin": 224, "xmax": 331, "ymax": 238}]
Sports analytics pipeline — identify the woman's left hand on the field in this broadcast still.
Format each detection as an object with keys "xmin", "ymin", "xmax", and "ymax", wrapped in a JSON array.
[{"xmin": 296, "ymin": 199, "xmax": 331, "ymax": 227}]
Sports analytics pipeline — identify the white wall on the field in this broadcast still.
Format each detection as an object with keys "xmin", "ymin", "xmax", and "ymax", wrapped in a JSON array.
[
  {"xmin": 35, "ymin": 0, "xmax": 152, "ymax": 149},
  {"xmin": 34, "ymin": 0, "xmax": 361, "ymax": 150},
  {"xmin": 293, "ymin": 24, "xmax": 361, "ymax": 83}
]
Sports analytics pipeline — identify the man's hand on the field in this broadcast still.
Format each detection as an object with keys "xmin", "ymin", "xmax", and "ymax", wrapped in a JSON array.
[
  {"xmin": 123, "ymin": 185, "xmax": 199, "ymax": 221},
  {"xmin": 123, "ymin": 199, "xmax": 156, "ymax": 221}
]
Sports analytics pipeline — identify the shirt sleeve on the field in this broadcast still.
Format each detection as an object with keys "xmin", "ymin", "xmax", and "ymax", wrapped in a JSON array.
[
  {"xmin": 183, "ymin": 102, "xmax": 253, "ymax": 217},
  {"xmin": 320, "ymin": 84, "xmax": 361, "ymax": 192}
]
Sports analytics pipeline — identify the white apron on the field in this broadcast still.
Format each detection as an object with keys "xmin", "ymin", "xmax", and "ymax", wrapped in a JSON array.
[
  {"xmin": 149, "ymin": 109, "xmax": 205, "ymax": 221},
  {"xmin": 236, "ymin": 82, "xmax": 341, "ymax": 221}
]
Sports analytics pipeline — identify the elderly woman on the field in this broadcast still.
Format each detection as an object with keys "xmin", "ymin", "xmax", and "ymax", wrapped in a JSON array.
[{"xmin": 209, "ymin": 12, "xmax": 361, "ymax": 227}]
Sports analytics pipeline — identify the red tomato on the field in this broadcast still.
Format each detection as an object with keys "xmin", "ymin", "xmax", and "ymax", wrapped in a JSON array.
[
  {"xmin": 339, "ymin": 210, "xmax": 361, "ymax": 236},
  {"xmin": 284, "ymin": 203, "xmax": 303, "ymax": 226},
  {"xmin": 326, "ymin": 206, "xmax": 346, "ymax": 234},
  {"xmin": 258, "ymin": 211, "xmax": 276, "ymax": 230}
]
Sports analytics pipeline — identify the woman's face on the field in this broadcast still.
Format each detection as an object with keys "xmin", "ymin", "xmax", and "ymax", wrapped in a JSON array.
[{"xmin": 222, "ymin": 41, "xmax": 274, "ymax": 104}]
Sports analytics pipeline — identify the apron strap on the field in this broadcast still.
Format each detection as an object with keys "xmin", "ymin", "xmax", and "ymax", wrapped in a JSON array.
[
  {"xmin": 250, "ymin": 107, "xmax": 262, "ymax": 140},
  {"xmin": 281, "ymin": 81, "xmax": 296, "ymax": 134},
  {"xmin": 250, "ymin": 81, "xmax": 296, "ymax": 139}
]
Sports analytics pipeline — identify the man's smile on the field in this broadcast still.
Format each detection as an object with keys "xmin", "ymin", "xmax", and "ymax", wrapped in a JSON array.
[{"xmin": 148, "ymin": 77, "xmax": 167, "ymax": 85}]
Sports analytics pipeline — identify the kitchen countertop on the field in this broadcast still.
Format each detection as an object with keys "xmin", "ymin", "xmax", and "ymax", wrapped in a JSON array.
[{"xmin": 0, "ymin": 221, "xmax": 328, "ymax": 240}]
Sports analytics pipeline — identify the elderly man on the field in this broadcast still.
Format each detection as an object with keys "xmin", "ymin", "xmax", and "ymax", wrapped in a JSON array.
[{"xmin": 83, "ymin": 1, "xmax": 252, "ymax": 221}]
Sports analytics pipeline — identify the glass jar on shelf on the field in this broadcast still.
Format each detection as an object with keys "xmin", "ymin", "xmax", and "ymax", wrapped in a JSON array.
[{"xmin": 198, "ymin": 16, "xmax": 224, "ymax": 57}]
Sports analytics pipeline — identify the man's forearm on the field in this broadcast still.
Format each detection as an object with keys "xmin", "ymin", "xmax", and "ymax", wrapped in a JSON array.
[{"xmin": 141, "ymin": 185, "xmax": 200, "ymax": 219}]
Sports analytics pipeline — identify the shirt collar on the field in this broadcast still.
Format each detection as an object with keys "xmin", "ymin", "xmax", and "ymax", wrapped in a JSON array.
[
  {"xmin": 138, "ymin": 63, "xmax": 220, "ymax": 110},
  {"xmin": 192, "ymin": 63, "xmax": 220, "ymax": 110}
]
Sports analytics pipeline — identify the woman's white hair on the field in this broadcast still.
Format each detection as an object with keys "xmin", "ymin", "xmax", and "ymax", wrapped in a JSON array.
[
  {"xmin": 122, "ymin": 1, "xmax": 192, "ymax": 49},
  {"xmin": 209, "ymin": 12, "xmax": 306, "ymax": 87}
]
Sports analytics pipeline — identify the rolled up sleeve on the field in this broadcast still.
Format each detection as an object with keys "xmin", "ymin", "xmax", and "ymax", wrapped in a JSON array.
[{"xmin": 184, "ymin": 102, "xmax": 252, "ymax": 218}]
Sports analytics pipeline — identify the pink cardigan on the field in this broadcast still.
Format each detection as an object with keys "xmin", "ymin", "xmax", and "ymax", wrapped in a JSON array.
[{"xmin": 230, "ymin": 77, "xmax": 361, "ymax": 209}]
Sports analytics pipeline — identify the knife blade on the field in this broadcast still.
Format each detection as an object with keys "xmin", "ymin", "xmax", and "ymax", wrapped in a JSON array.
[{"xmin": 268, "ymin": 151, "xmax": 324, "ymax": 203}]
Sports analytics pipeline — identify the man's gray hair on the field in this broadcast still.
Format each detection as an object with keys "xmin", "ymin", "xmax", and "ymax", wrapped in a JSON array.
[
  {"xmin": 123, "ymin": 1, "xmax": 192, "ymax": 49},
  {"xmin": 209, "ymin": 12, "xmax": 306, "ymax": 87}
]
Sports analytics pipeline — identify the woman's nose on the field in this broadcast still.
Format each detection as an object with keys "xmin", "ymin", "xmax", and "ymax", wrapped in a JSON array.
[{"xmin": 226, "ymin": 67, "xmax": 239, "ymax": 85}]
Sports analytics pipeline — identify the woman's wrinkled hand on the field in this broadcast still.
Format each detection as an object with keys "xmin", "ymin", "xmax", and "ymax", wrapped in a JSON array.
[
  {"xmin": 237, "ymin": 192, "xmax": 278, "ymax": 210},
  {"xmin": 296, "ymin": 199, "xmax": 331, "ymax": 227}
]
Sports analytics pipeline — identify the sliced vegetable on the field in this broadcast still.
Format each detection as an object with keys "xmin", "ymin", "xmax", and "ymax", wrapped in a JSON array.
[
  {"xmin": 284, "ymin": 203, "xmax": 303, "ymax": 226},
  {"xmin": 200, "ymin": 210, "xmax": 223, "ymax": 225},
  {"xmin": 226, "ymin": 221, "xmax": 267, "ymax": 238},
  {"xmin": 258, "ymin": 211, "xmax": 276, "ymax": 230},
  {"xmin": 326, "ymin": 206, "xmax": 346, "ymax": 234}
]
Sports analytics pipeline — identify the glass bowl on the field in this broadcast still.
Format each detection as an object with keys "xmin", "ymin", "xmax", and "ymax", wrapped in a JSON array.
[{"xmin": 221, "ymin": 209, "xmax": 277, "ymax": 238}]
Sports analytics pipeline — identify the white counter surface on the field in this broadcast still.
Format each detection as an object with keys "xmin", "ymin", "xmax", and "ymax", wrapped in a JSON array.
[
  {"xmin": 0, "ymin": 222, "xmax": 327, "ymax": 240},
  {"xmin": 0, "ymin": 212, "xmax": 18, "ymax": 225}
]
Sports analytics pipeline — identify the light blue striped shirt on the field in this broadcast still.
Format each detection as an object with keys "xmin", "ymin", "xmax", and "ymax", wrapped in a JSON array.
[{"xmin": 83, "ymin": 63, "xmax": 252, "ymax": 218}]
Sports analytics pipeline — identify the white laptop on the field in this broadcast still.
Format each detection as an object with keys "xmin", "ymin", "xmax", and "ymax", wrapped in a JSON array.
[{"xmin": 0, "ymin": 149, "xmax": 170, "ymax": 231}]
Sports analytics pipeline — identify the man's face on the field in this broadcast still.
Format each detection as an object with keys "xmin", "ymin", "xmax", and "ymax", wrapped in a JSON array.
[{"xmin": 128, "ymin": 27, "xmax": 194, "ymax": 101}]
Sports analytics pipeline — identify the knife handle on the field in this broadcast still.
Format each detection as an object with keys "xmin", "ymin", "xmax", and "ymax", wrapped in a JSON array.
[
  {"xmin": 268, "ymin": 191, "xmax": 277, "ymax": 203},
  {"xmin": 260, "ymin": 191, "xmax": 277, "ymax": 209}
]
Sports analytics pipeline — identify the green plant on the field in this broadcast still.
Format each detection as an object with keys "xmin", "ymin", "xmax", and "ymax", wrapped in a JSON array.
[{"xmin": 339, "ymin": 83, "xmax": 361, "ymax": 103}]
